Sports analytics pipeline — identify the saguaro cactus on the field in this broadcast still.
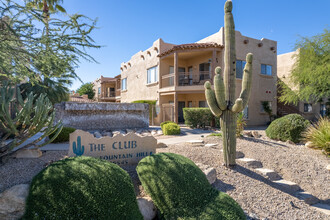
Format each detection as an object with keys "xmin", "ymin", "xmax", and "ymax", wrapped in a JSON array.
[{"xmin": 204, "ymin": 0, "xmax": 253, "ymax": 167}]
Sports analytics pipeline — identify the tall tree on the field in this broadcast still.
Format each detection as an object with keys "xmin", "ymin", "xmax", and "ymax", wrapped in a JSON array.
[
  {"xmin": 77, "ymin": 82, "xmax": 95, "ymax": 100},
  {"xmin": 279, "ymin": 29, "xmax": 330, "ymax": 105}
]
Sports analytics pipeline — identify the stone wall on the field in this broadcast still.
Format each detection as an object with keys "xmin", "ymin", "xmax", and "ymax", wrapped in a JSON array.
[{"xmin": 54, "ymin": 102, "xmax": 149, "ymax": 130}]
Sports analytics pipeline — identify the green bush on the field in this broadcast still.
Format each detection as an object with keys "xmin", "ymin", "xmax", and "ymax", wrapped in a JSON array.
[
  {"xmin": 303, "ymin": 116, "xmax": 330, "ymax": 155},
  {"xmin": 132, "ymin": 100, "xmax": 157, "ymax": 120},
  {"xmin": 163, "ymin": 123, "xmax": 181, "ymax": 135},
  {"xmin": 160, "ymin": 121, "xmax": 174, "ymax": 131},
  {"xmin": 266, "ymin": 114, "xmax": 310, "ymax": 143},
  {"xmin": 183, "ymin": 108, "xmax": 214, "ymax": 128},
  {"xmin": 136, "ymin": 153, "xmax": 245, "ymax": 220},
  {"xmin": 23, "ymin": 156, "xmax": 143, "ymax": 220},
  {"xmin": 49, "ymin": 127, "xmax": 76, "ymax": 143}
]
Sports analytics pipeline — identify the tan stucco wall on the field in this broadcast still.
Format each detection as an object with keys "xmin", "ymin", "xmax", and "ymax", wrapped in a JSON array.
[{"xmin": 277, "ymin": 50, "xmax": 298, "ymax": 88}]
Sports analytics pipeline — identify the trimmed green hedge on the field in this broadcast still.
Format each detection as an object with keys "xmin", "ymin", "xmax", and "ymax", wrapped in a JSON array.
[
  {"xmin": 160, "ymin": 121, "xmax": 174, "ymax": 131},
  {"xmin": 49, "ymin": 127, "xmax": 76, "ymax": 143},
  {"xmin": 136, "ymin": 153, "xmax": 245, "ymax": 220},
  {"xmin": 183, "ymin": 108, "xmax": 214, "ymax": 128},
  {"xmin": 163, "ymin": 122, "xmax": 181, "ymax": 135},
  {"xmin": 23, "ymin": 156, "xmax": 143, "ymax": 220},
  {"xmin": 132, "ymin": 100, "xmax": 157, "ymax": 120},
  {"xmin": 266, "ymin": 114, "xmax": 310, "ymax": 143}
]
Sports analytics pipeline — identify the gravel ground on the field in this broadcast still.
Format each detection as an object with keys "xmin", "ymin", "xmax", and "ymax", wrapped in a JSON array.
[
  {"xmin": 156, "ymin": 133, "xmax": 329, "ymax": 220},
  {"xmin": 0, "ymin": 131, "xmax": 329, "ymax": 219}
]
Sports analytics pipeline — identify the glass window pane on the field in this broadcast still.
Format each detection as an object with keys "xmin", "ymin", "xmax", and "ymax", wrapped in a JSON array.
[
  {"xmin": 236, "ymin": 60, "xmax": 243, "ymax": 79},
  {"xmin": 266, "ymin": 65, "xmax": 272, "ymax": 76},
  {"xmin": 261, "ymin": 64, "xmax": 266, "ymax": 75}
]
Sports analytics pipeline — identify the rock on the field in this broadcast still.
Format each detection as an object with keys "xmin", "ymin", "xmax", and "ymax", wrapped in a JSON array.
[
  {"xmin": 126, "ymin": 129, "xmax": 135, "ymax": 134},
  {"xmin": 135, "ymin": 129, "xmax": 143, "ymax": 134},
  {"xmin": 94, "ymin": 131, "xmax": 102, "ymax": 138},
  {"xmin": 137, "ymin": 197, "xmax": 156, "ymax": 220},
  {"xmin": 157, "ymin": 130, "xmax": 163, "ymax": 135},
  {"xmin": 252, "ymin": 131, "xmax": 261, "ymax": 138},
  {"xmin": 205, "ymin": 144, "xmax": 217, "ymax": 148},
  {"xmin": 273, "ymin": 179, "xmax": 301, "ymax": 192},
  {"xmin": 237, "ymin": 158, "xmax": 263, "ymax": 169},
  {"xmin": 119, "ymin": 130, "xmax": 127, "ymax": 135},
  {"xmin": 157, "ymin": 142, "xmax": 167, "ymax": 148},
  {"xmin": 255, "ymin": 168, "xmax": 281, "ymax": 181},
  {"xmin": 196, "ymin": 163, "xmax": 217, "ymax": 184},
  {"xmin": 186, "ymin": 140, "xmax": 204, "ymax": 147},
  {"xmin": 327, "ymin": 164, "xmax": 330, "ymax": 171},
  {"xmin": 286, "ymin": 140, "xmax": 295, "ymax": 145},
  {"xmin": 0, "ymin": 184, "xmax": 29, "ymax": 220},
  {"xmin": 235, "ymin": 151, "xmax": 245, "ymax": 159},
  {"xmin": 104, "ymin": 132, "xmax": 112, "ymax": 137},
  {"xmin": 243, "ymin": 131, "xmax": 253, "ymax": 137},
  {"xmin": 305, "ymin": 141, "xmax": 313, "ymax": 148},
  {"xmin": 142, "ymin": 132, "xmax": 151, "ymax": 136},
  {"xmin": 151, "ymin": 130, "xmax": 157, "ymax": 136},
  {"xmin": 295, "ymin": 191, "xmax": 319, "ymax": 205},
  {"xmin": 15, "ymin": 148, "xmax": 42, "ymax": 159}
]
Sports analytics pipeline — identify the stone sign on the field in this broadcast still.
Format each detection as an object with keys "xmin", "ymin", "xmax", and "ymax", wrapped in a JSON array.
[{"xmin": 69, "ymin": 130, "xmax": 158, "ymax": 166}]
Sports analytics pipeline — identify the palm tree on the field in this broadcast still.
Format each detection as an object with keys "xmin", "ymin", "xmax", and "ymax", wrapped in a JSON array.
[{"xmin": 26, "ymin": 0, "xmax": 66, "ymax": 35}]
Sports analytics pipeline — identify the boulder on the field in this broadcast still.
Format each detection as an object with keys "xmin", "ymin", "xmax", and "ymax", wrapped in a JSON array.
[
  {"xmin": 94, "ymin": 131, "xmax": 102, "ymax": 138},
  {"xmin": 326, "ymin": 164, "xmax": 330, "ymax": 171},
  {"xmin": 15, "ymin": 148, "xmax": 42, "ymax": 159},
  {"xmin": 286, "ymin": 140, "xmax": 295, "ymax": 145},
  {"xmin": 305, "ymin": 141, "xmax": 313, "ymax": 148},
  {"xmin": 157, "ymin": 142, "xmax": 167, "ymax": 148},
  {"xmin": 252, "ymin": 131, "xmax": 261, "ymax": 138},
  {"xmin": 137, "ymin": 197, "xmax": 156, "ymax": 220},
  {"xmin": 243, "ymin": 131, "xmax": 253, "ymax": 137},
  {"xmin": 196, "ymin": 163, "xmax": 217, "ymax": 184},
  {"xmin": 157, "ymin": 130, "xmax": 163, "ymax": 135},
  {"xmin": 0, "ymin": 184, "xmax": 29, "ymax": 220}
]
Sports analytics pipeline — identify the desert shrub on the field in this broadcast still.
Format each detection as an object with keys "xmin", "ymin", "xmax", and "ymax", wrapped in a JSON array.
[
  {"xmin": 236, "ymin": 112, "xmax": 247, "ymax": 137},
  {"xmin": 266, "ymin": 114, "xmax": 310, "ymax": 143},
  {"xmin": 183, "ymin": 108, "xmax": 213, "ymax": 128},
  {"xmin": 160, "ymin": 121, "xmax": 174, "ymax": 131},
  {"xmin": 49, "ymin": 127, "xmax": 76, "ymax": 143},
  {"xmin": 208, "ymin": 132, "xmax": 222, "ymax": 137},
  {"xmin": 136, "ymin": 153, "xmax": 245, "ymax": 220},
  {"xmin": 163, "ymin": 122, "xmax": 181, "ymax": 135},
  {"xmin": 132, "ymin": 100, "xmax": 157, "ymax": 120},
  {"xmin": 303, "ymin": 116, "xmax": 330, "ymax": 155},
  {"xmin": 23, "ymin": 156, "xmax": 143, "ymax": 220}
]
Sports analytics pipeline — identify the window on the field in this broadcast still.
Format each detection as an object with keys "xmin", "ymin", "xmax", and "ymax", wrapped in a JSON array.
[
  {"xmin": 121, "ymin": 78, "xmax": 127, "ymax": 91},
  {"xmin": 147, "ymin": 66, "xmax": 158, "ymax": 84},
  {"xmin": 304, "ymin": 103, "xmax": 312, "ymax": 113},
  {"xmin": 199, "ymin": 62, "xmax": 211, "ymax": 80},
  {"xmin": 320, "ymin": 104, "xmax": 326, "ymax": 116},
  {"xmin": 236, "ymin": 60, "xmax": 246, "ymax": 79},
  {"xmin": 260, "ymin": 101, "xmax": 272, "ymax": 113},
  {"xmin": 243, "ymin": 105, "xmax": 248, "ymax": 119},
  {"xmin": 199, "ymin": 101, "xmax": 208, "ymax": 108},
  {"xmin": 98, "ymin": 87, "xmax": 101, "ymax": 94},
  {"xmin": 188, "ymin": 101, "xmax": 193, "ymax": 108},
  {"xmin": 261, "ymin": 64, "xmax": 272, "ymax": 76}
]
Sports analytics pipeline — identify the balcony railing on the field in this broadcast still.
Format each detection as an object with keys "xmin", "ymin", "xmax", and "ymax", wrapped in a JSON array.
[
  {"xmin": 101, "ymin": 91, "xmax": 116, "ymax": 98},
  {"xmin": 161, "ymin": 71, "xmax": 212, "ymax": 87}
]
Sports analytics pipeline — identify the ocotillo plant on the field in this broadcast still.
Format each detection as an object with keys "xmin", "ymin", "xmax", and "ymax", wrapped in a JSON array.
[
  {"xmin": 0, "ymin": 81, "xmax": 62, "ymax": 162},
  {"xmin": 204, "ymin": 0, "xmax": 253, "ymax": 167}
]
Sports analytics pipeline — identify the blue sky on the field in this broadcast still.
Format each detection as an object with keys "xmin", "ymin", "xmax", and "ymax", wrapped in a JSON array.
[{"xmin": 60, "ymin": 0, "xmax": 329, "ymax": 91}]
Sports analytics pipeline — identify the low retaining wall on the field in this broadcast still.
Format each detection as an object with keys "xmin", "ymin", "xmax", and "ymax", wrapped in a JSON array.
[{"xmin": 54, "ymin": 102, "xmax": 149, "ymax": 130}]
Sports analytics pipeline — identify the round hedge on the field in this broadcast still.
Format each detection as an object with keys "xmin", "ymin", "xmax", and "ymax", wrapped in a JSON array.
[
  {"xmin": 266, "ymin": 114, "xmax": 310, "ymax": 143},
  {"xmin": 136, "ymin": 153, "xmax": 245, "ymax": 220},
  {"xmin": 163, "ymin": 123, "xmax": 181, "ymax": 135},
  {"xmin": 49, "ymin": 127, "xmax": 76, "ymax": 143},
  {"xmin": 23, "ymin": 156, "xmax": 143, "ymax": 220}
]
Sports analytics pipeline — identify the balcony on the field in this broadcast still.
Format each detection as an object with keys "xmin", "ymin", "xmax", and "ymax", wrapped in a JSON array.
[
  {"xmin": 100, "ymin": 91, "xmax": 116, "ymax": 99},
  {"xmin": 161, "ymin": 71, "xmax": 212, "ymax": 88}
]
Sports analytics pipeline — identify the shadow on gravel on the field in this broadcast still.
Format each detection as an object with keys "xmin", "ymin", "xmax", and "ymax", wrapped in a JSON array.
[
  {"xmin": 240, "ymin": 136, "xmax": 288, "ymax": 148},
  {"xmin": 212, "ymin": 179, "xmax": 235, "ymax": 193},
  {"xmin": 232, "ymin": 165, "xmax": 323, "ymax": 205}
]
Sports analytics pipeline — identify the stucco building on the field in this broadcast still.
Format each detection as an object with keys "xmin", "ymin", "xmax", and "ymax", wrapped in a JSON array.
[
  {"xmin": 93, "ymin": 75, "xmax": 121, "ymax": 102},
  {"xmin": 277, "ymin": 50, "xmax": 328, "ymax": 120},
  {"xmin": 119, "ymin": 27, "xmax": 278, "ymax": 126}
]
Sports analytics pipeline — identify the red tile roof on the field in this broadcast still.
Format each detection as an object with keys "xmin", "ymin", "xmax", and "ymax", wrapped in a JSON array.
[{"xmin": 158, "ymin": 42, "xmax": 223, "ymax": 57}]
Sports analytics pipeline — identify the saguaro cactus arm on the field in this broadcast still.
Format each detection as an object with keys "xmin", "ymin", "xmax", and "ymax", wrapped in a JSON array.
[
  {"xmin": 204, "ymin": 82, "xmax": 223, "ymax": 117},
  {"xmin": 214, "ymin": 67, "xmax": 227, "ymax": 110}
]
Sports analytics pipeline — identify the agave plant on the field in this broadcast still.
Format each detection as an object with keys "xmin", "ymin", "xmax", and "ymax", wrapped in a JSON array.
[{"xmin": 0, "ymin": 81, "xmax": 62, "ymax": 162}]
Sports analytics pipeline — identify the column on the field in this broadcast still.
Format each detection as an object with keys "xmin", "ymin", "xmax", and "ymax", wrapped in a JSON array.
[
  {"xmin": 211, "ymin": 49, "xmax": 217, "ymax": 80},
  {"xmin": 174, "ymin": 92, "xmax": 178, "ymax": 123},
  {"xmin": 174, "ymin": 52, "xmax": 178, "ymax": 87}
]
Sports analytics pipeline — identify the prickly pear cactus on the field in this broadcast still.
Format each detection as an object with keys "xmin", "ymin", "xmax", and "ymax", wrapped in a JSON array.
[
  {"xmin": 204, "ymin": 0, "xmax": 253, "ymax": 167},
  {"xmin": 72, "ymin": 136, "xmax": 85, "ymax": 156}
]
